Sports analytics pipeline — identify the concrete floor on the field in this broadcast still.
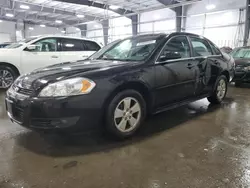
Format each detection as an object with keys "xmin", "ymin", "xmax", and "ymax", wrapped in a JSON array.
[{"xmin": 0, "ymin": 85, "xmax": 250, "ymax": 188}]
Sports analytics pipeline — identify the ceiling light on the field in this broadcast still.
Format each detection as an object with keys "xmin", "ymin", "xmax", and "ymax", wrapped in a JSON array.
[
  {"xmin": 109, "ymin": 5, "xmax": 120, "ymax": 10},
  {"xmin": 61, "ymin": 30, "xmax": 65, "ymax": 33},
  {"xmin": 6, "ymin": 13, "xmax": 14, "ymax": 18},
  {"xmin": 77, "ymin": 14, "xmax": 85, "ymax": 18},
  {"xmin": 76, "ymin": 28, "xmax": 80, "ymax": 31},
  {"xmin": 0, "ymin": 20, "xmax": 2, "ymax": 23},
  {"xmin": 206, "ymin": 4, "xmax": 216, "ymax": 10},
  {"xmin": 29, "ymin": 27, "xmax": 34, "ymax": 30},
  {"xmin": 94, "ymin": 25, "xmax": 99, "ymax": 28},
  {"xmin": 55, "ymin": 20, "xmax": 62, "ymax": 24},
  {"xmin": 20, "ymin": 5, "xmax": 30, "ymax": 9},
  {"xmin": 40, "ymin": 24, "xmax": 46, "ymax": 27}
]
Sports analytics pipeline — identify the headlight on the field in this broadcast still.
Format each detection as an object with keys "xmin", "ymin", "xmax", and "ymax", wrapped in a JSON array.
[
  {"xmin": 39, "ymin": 77, "xmax": 96, "ymax": 97},
  {"xmin": 244, "ymin": 66, "xmax": 250, "ymax": 71}
]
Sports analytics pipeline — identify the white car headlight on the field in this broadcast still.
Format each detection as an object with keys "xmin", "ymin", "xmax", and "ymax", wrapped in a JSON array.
[{"xmin": 39, "ymin": 77, "xmax": 96, "ymax": 97}]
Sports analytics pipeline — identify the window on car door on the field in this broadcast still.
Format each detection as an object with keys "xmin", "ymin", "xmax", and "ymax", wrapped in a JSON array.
[
  {"xmin": 189, "ymin": 37, "xmax": 213, "ymax": 57},
  {"xmin": 32, "ymin": 38, "xmax": 58, "ymax": 52},
  {"xmin": 158, "ymin": 36, "xmax": 191, "ymax": 62},
  {"xmin": 83, "ymin": 40, "xmax": 101, "ymax": 51}
]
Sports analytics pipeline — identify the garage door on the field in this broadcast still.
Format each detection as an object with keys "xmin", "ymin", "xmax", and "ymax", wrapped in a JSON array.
[{"xmin": 0, "ymin": 33, "xmax": 11, "ymax": 43}]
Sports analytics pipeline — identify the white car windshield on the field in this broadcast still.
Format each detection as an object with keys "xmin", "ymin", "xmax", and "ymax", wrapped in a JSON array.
[{"xmin": 6, "ymin": 37, "xmax": 38, "ymax": 49}]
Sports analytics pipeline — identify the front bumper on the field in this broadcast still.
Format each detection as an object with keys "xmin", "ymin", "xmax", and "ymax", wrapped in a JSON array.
[{"xmin": 5, "ymin": 89, "xmax": 105, "ymax": 133}]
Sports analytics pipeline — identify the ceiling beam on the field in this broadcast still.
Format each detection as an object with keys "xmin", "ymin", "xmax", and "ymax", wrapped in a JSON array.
[{"xmin": 53, "ymin": 0, "xmax": 134, "ymax": 15}]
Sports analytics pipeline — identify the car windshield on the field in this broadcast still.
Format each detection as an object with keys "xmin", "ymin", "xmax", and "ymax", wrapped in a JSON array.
[
  {"xmin": 6, "ymin": 37, "xmax": 38, "ymax": 49},
  {"xmin": 91, "ymin": 36, "xmax": 162, "ymax": 61},
  {"xmin": 231, "ymin": 48, "xmax": 250, "ymax": 58}
]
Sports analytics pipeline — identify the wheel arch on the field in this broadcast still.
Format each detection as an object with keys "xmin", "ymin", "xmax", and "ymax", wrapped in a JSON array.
[
  {"xmin": 0, "ymin": 62, "xmax": 20, "ymax": 76},
  {"xmin": 103, "ymin": 81, "xmax": 153, "ymax": 115},
  {"xmin": 221, "ymin": 70, "xmax": 230, "ymax": 82}
]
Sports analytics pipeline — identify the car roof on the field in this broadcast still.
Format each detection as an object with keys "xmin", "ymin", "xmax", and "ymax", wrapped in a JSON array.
[{"xmin": 33, "ymin": 35, "xmax": 100, "ymax": 44}]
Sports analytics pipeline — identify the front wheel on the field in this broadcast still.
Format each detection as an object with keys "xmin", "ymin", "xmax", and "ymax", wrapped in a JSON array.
[
  {"xmin": 207, "ymin": 75, "xmax": 228, "ymax": 104},
  {"xmin": 105, "ymin": 90, "xmax": 146, "ymax": 139},
  {"xmin": 0, "ymin": 65, "xmax": 18, "ymax": 89}
]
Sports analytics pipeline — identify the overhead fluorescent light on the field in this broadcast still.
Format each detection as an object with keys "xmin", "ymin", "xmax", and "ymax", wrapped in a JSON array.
[
  {"xmin": 77, "ymin": 14, "xmax": 85, "ymax": 18},
  {"xmin": 29, "ymin": 27, "xmax": 34, "ymax": 30},
  {"xmin": 6, "ymin": 13, "xmax": 14, "ymax": 18},
  {"xmin": 40, "ymin": 24, "xmax": 46, "ymax": 27},
  {"xmin": 61, "ymin": 30, "xmax": 65, "ymax": 33},
  {"xmin": 55, "ymin": 20, "xmax": 62, "ymax": 24},
  {"xmin": 206, "ymin": 4, "xmax": 216, "ymax": 10},
  {"xmin": 109, "ymin": 5, "xmax": 120, "ymax": 10},
  {"xmin": 76, "ymin": 28, "xmax": 80, "ymax": 31},
  {"xmin": 94, "ymin": 25, "xmax": 99, "ymax": 28},
  {"xmin": 0, "ymin": 20, "xmax": 2, "ymax": 23},
  {"xmin": 20, "ymin": 5, "xmax": 30, "ymax": 9}
]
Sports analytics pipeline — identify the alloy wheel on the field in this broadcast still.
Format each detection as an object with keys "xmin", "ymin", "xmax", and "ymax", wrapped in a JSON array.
[
  {"xmin": 217, "ymin": 79, "xmax": 226, "ymax": 100},
  {"xmin": 114, "ymin": 97, "xmax": 141, "ymax": 133},
  {"xmin": 0, "ymin": 69, "xmax": 14, "ymax": 88}
]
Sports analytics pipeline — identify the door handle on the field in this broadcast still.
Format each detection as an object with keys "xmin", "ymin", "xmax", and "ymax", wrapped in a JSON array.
[
  {"xmin": 51, "ymin": 55, "xmax": 59, "ymax": 58},
  {"xmin": 187, "ymin": 63, "xmax": 194, "ymax": 69}
]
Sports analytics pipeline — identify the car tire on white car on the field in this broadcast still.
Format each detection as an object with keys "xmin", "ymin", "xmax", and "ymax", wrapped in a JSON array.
[
  {"xmin": 207, "ymin": 75, "xmax": 228, "ymax": 104},
  {"xmin": 0, "ymin": 65, "xmax": 18, "ymax": 89},
  {"xmin": 105, "ymin": 90, "xmax": 146, "ymax": 139}
]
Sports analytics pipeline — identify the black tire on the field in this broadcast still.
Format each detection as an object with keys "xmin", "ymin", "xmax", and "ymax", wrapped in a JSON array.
[
  {"xmin": 207, "ymin": 75, "xmax": 228, "ymax": 104},
  {"xmin": 105, "ymin": 89, "xmax": 146, "ymax": 139},
  {"xmin": 0, "ymin": 65, "xmax": 18, "ymax": 89},
  {"xmin": 235, "ymin": 81, "xmax": 241, "ymax": 87}
]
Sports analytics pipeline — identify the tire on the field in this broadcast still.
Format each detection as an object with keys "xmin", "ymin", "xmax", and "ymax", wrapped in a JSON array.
[
  {"xmin": 105, "ymin": 89, "xmax": 146, "ymax": 139},
  {"xmin": 0, "ymin": 65, "xmax": 18, "ymax": 89},
  {"xmin": 207, "ymin": 75, "xmax": 228, "ymax": 104},
  {"xmin": 235, "ymin": 81, "xmax": 241, "ymax": 87}
]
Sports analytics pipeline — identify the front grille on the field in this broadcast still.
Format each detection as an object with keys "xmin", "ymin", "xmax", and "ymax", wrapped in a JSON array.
[{"xmin": 12, "ymin": 85, "xmax": 33, "ymax": 96}]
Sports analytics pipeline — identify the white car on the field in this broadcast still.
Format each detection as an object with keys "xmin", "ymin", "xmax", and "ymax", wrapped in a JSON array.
[{"xmin": 0, "ymin": 35, "xmax": 101, "ymax": 88}]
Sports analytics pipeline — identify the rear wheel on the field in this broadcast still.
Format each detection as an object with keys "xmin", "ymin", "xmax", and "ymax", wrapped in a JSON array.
[
  {"xmin": 207, "ymin": 75, "xmax": 228, "ymax": 104},
  {"xmin": 105, "ymin": 90, "xmax": 146, "ymax": 139},
  {"xmin": 0, "ymin": 65, "xmax": 18, "ymax": 89}
]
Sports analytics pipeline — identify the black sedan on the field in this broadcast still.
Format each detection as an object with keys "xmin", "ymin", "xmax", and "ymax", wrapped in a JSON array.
[
  {"xmin": 232, "ymin": 47, "xmax": 250, "ymax": 86},
  {"xmin": 5, "ymin": 33, "xmax": 234, "ymax": 138}
]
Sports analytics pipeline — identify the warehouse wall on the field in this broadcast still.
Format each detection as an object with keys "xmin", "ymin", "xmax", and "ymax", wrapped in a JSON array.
[
  {"xmin": 25, "ymin": 24, "xmax": 61, "ymax": 37},
  {"xmin": 86, "ymin": 23, "xmax": 104, "ymax": 45},
  {"xmin": 139, "ymin": 8, "xmax": 176, "ymax": 34},
  {"xmin": 185, "ymin": 0, "xmax": 245, "ymax": 48},
  {"xmin": 109, "ymin": 17, "xmax": 132, "ymax": 42},
  {"xmin": 0, "ymin": 20, "xmax": 16, "ymax": 42}
]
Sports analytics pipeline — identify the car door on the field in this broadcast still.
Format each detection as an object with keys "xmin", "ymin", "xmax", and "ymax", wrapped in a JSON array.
[
  {"xmin": 154, "ymin": 35, "xmax": 198, "ymax": 107},
  {"xmin": 21, "ymin": 38, "xmax": 61, "ymax": 73},
  {"xmin": 188, "ymin": 36, "xmax": 216, "ymax": 95}
]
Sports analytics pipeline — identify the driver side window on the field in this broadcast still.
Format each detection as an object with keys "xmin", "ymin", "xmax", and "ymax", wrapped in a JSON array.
[
  {"xmin": 158, "ymin": 36, "xmax": 191, "ymax": 62},
  {"xmin": 31, "ymin": 38, "xmax": 57, "ymax": 52}
]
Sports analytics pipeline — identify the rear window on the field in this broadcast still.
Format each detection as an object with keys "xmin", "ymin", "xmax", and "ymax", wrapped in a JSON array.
[{"xmin": 84, "ymin": 40, "xmax": 100, "ymax": 51}]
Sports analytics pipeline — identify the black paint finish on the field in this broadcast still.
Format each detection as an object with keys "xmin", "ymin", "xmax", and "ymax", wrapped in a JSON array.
[{"xmin": 5, "ymin": 33, "xmax": 235, "ymax": 132}]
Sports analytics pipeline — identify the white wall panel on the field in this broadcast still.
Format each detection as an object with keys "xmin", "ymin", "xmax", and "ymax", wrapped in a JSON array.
[
  {"xmin": 206, "ymin": 11, "xmax": 239, "ymax": 27},
  {"xmin": 86, "ymin": 23, "xmax": 104, "ymax": 44},
  {"xmin": 25, "ymin": 24, "xmax": 61, "ymax": 37},
  {"xmin": 0, "ymin": 20, "xmax": 16, "ymax": 42},
  {"xmin": 0, "ymin": 33, "xmax": 11, "ymax": 43},
  {"xmin": 109, "ymin": 17, "xmax": 132, "ymax": 41}
]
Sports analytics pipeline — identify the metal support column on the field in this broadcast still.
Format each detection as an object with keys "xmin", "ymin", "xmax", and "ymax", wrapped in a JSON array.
[
  {"xmin": 79, "ymin": 24, "xmax": 87, "ymax": 37},
  {"xmin": 102, "ymin": 20, "xmax": 109, "ymax": 45},
  {"xmin": 174, "ymin": 6, "xmax": 182, "ymax": 32},
  {"xmin": 244, "ymin": 0, "xmax": 250, "ymax": 46},
  {"xmin": 130, "ymin": 15, "xmax": 138, "ymax": 36}
]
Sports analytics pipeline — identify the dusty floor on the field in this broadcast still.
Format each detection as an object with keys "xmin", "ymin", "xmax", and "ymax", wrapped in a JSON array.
[{"xmin": 0, "ymin": 85, "xmax": 250, "ymax": 188}]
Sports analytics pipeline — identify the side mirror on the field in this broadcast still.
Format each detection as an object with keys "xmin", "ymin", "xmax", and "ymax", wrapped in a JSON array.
[
  {"xmin": 159, "ymin": 51, "xmax": 182, "ymax": 62},
  {"xmin": 26, "ymin": 44, "xmax": 37, "ymax": 51}
]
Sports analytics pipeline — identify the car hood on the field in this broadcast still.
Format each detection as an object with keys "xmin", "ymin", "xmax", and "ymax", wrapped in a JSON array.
[
  {"xmin": 234, "ymin": 58, "xmax": 250, "ymax": 66},
  {"xmin": 17, "ymin": 59, "xmax": 138, "ymax": 89}
]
